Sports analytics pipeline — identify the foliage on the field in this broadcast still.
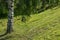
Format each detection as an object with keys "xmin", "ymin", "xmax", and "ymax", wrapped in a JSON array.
[
  {"xmin": 0, "ymin": 0, "xmax": 60, "ymax": 22},
  {"xmin": 0, "ymin": 0, "xmax": 60, "ymax": 16}
]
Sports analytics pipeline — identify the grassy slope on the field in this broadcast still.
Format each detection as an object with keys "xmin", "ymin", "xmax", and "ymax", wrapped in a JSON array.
[{"xmin": 0, "ymin": 7, "xmax": 60, "ymax": 40}]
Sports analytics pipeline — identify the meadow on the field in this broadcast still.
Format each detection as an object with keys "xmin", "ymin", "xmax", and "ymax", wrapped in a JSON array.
[{"xmin": 0, "ymin": 6, "xmax": 60, "ymax": 40}]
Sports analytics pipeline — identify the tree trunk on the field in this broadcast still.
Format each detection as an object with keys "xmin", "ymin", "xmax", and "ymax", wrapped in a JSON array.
[{"xmin": 6, "ymin": 0, "xmax": 14, "ymax": 33}]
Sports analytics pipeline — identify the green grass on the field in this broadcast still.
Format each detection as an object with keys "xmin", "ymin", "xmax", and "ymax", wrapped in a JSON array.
[{"xmin": 0, "ymin": 6, "xmax": 60, "ymax": 40}]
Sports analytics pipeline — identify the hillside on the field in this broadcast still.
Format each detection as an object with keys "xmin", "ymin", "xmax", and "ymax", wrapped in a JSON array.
[{"xmin": 0, "ymin": 6, "xmax": 60, "ymax": 40}]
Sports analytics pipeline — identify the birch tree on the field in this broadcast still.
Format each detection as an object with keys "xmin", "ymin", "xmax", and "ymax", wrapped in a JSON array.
[{"xmin": 6, "ymin": 0, "xmax": 14, "ymax": 33}]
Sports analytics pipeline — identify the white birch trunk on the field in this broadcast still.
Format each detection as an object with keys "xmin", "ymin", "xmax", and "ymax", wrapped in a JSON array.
[{"xmin": 6, "ymin": 0, "xmax": 14, "ymax": 33}]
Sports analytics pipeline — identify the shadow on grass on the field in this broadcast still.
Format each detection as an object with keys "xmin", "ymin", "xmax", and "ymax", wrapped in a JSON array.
[
  {"xmin": 0, "ymin": 36, "xmax": 10, "ymax": 40},
  {"xmin": 0, "ymin": 33, "xmax": 11, "ymax": 40},
  {"xmin": 0, "ymin": 35, "xmax": 10, "ymax": 40},
  {"xmin": 0, "ymin": 33, "xmax": 7, "ymax": 37}
]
